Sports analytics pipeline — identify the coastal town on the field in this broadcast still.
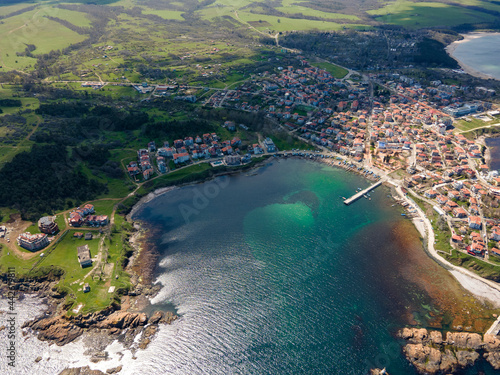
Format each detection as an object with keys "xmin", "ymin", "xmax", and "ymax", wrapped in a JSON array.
[
  {"xmin": 4, "ymin": 39, "xmax": 500, "ymax": 375},
  {"xmin": 104, "ymin": 56, "xmax": 500, "ymax": 271},
  {"xmin": 4, "ymin": 55, "xmax": 500, "ymax": 298}
]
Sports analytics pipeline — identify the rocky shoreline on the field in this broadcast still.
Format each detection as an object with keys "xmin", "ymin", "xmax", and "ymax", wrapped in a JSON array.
[
  {"xmin": 400, "ymin": 327, "xmax": 500, "ymax": 373},
  {"xmin": 0, "ymin": 217, "xmax": 177, "ymax": 374},
  {"xmin": 22, "ymin": 305, "xmax": 176, "ymax": 347}
]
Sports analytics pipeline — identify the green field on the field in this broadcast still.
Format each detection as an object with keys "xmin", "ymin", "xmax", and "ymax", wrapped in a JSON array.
[
  {"xmin": 277, "ymin": 0, "xmax": 360, "ymax": 21},
  {"xmin": 310, "ymin": 61, "xmax": 349, "ymax": 79},
  {"xmin": 454, "ymin": 117, "xmax": 498, "ymax": 133},
  {"xmin": 0, "ymin": 8, "xmax": 86, "ymax": 71},
  {"xmin": 368, "ymin": 1, "xmax": 497, "ymax": 28},
  {"xmin": 141, "ymin": 8, "xmax": 185, "ymax": 20},
  {"xmin": 52, "ymin": 8, "xmax": 92, "ymax": 27}
]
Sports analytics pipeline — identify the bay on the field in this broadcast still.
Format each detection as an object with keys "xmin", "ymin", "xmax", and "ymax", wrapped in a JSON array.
[
  {"xmin": 129, "ymin": 159, "xmax": 495, "ymax": 375},
  {"xmin": 448, "ymin": 33, "xmax": 500, "ymax": 80}
]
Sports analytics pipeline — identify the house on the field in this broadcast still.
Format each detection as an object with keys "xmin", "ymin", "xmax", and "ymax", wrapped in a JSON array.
[
  {"xmin": 445, "ymin": 200, "xmax": 458, "ymax": 209},
  {"xmin": 224, "ymin": 121, "xmax": 236, "ymax": 131},
  {"xmin": 263, "ymin": 138, "xmax": 276, "ymax": 153},
  {"xmin": 69, "ymin": 212, "xmax": 83, "ymax": 227},
  {"xmin": 173, "ymin": 152, "xmax": 190, "ymax": 164},
  {"xmin": 468, "ymin": 216, "xmax": 482, "ymax": 230},
  {"xmin": 158, "ymin": 147, "xmax": 174, "ymax": 158},
  {"xmin": 73, "ymin": 232, "xmax": 84, "ymax": 239},
  {"xmin": 83, "ymin": 283, "xmax": 90, "ymax": 293},
  {"xmin": 143, "ymin": 168, "xmax": 153, "ymax": 180},
  {"xmin": 491, "ymin": 227, "xmax": 500, "ymax": 241},
  {"xmin": 86, "ymin": 215, "xmax": 108, "ymax": 227},
  {"xmin": 82, "ymin": 204, "xmax": 95, "ymax": 215},
  {"xmin": 38, "ymin": 216, "xmax": 59, "ymax": 235},
  {"xmin": 436, "ymin": 195, "xmax": 448, "ymax": 205},
  {"xmin": 453, "ymin": 207, "xmax": 467, "ymax": 218},
  {"xmin": 225, "ymin": 155, "xmax": 241, "ymax": 166},
  {"xmin": 17, "ymin": 232, "xmax": 49, "ymax": 251},
  {"xmin": 490, "ymin": 247, "xmax": 500, "ymax": 258},
  {"xmin": 85, "ymin": 233, "xmax": 93, "ymax": 240},
  {"xmin": 77, "ymin": 244, "xmax": 92, "ymax": 268},
  {"xmin": 253, "ymin": 144, "xmax": 263, "ymax": 154},
  {"xmin": 424, "ymin": 189, "xmax": 437, "ymax": 199}
]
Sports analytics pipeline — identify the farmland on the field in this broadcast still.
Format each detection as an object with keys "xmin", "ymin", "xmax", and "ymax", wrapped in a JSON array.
[{"xmin": 368, "ymin": 1, "xmax": 498, "ymax": 29}]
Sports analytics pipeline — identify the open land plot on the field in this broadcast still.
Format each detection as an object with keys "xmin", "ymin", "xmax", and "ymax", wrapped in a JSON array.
[
  {"xmin": 0, "ymin": 9, "xmax": 86, "ymax": 71},
  {"xmin": 0, "ymin": 96, "xmax": 39, "ymax": 115},
  {"xmin": 79, "ymin": 164, "xmax": 133, "ymax": 200},
  {"xmin": 276, "ymin": 0, "xmax": 360, "ymax": 21},
  {"xmin": 454, "ymin": 117, "xmax": 493, "ymax": 132},
  {"xmin": 0, "ymin": 3, "xmax": 36, "ymax": 17},
  {"xmin": 310, "ymin": 61, "xmax": 349, "ymax": 79},
  {"xmin": 368, "ymin": 1, "xmax": 497, "ymax": 28},
  {"xmin": 50, "ymin": 8, "xmax": 93, "ymax": 27},
  {"xmin": 0, "ymin": 145, "xmax": 31, "ymax": 168},
  {"xmin": 141, "ymin": 8, "xmax": 185, "ymax": 20},
  {"xmin": 0, "ymin": 244, "xmax": 39, "ymax": 274},
  {"xmin": 233, "ymin": 12, "xmax": 350, "ymax": 32}
]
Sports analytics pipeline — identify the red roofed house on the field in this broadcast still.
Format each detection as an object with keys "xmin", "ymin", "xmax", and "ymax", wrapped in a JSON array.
[{"xmin": 468, "ymin": 216, "xmax": 482, "ymax": 230}]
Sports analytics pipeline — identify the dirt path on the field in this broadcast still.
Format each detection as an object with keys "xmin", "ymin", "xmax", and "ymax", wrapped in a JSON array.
[
  {"xmin": 0, "ymin": 215, "xmax": 35, "ymax": 260},
  {"xmin": 233, "ymin": 10, "xmax": 279, "ymax": 46}
]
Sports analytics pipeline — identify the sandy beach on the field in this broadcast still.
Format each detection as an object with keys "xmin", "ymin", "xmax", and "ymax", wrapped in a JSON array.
[{"xmin": 446, "ymin": 32, "xmax": 500, "ymax": 81}]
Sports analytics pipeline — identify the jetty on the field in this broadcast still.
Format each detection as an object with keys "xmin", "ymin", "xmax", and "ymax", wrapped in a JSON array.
[
  {"xmin": 344, "ymin": 180, "xmax": 383, "ymax": 205},
  {"xmin": 486, "ymin": 314, "xmax": 500, "ymax": 336}
]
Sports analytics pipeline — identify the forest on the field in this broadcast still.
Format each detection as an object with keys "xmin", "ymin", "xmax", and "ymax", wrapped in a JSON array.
[{"xmin": 0, "ymin": 144, "xmax": 107, "ymax": 220}]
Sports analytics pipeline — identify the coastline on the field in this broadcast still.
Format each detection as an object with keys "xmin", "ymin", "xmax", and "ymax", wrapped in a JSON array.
[
  {"xmin": 132, "ymin": 154, "xmax": 500, "ymax": 310},
  {"xmin": 5, "ymin": 154, "xmax": 500, "ymax": 374},
  {"xmin": 476, "ymin": 135, "xmax": 491, "ymax": 168},
  {"xmin": 398, "ymin": 186, "xmax": 500, "ymax": 308},
  {"xmin": 132, "ymin": 155, "xmax": 500, "ymax": 309},
  {"xmin": 446, "ymin": 32, "xmax": 500, "ymax": 81}
]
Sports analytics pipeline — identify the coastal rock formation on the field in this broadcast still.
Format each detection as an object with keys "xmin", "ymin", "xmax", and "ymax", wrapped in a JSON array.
[
  {"xmin": 399, "ymin": 328, "xmax": 500, "ymax": 374},
  {"xmin": 59, "ymin": 367, "xmax": 106, "ymax": 375},
  {"xmin": 446, "ymin": 332, "xmax": 483, "ymax": 350},
  {"xmin": 23, "ymin": 309, "xmax": 176, "ymax": 346},
  {"xmin": 405, "ymin": 344, "xmax": 457, "ymax": 373}
]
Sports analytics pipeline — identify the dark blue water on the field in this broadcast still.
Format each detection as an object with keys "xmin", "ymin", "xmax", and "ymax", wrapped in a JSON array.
[
  {"xmin": 486, "ymin": 137, "xmax": 500, "ymax": 171},
  {"xmin": 129, "ymin": 159, "xmax": 496, "ymax": 375}
]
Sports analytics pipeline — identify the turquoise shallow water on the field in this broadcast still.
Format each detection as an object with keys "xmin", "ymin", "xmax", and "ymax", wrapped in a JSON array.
[{"xmin": 131, "ymin": 159, "xmax": 494, "ymax": 374}]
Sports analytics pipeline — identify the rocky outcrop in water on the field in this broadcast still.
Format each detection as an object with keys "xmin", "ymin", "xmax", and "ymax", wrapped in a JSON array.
[
  {"xmin": 370, "ymin": 369, "xmax": 390, "ymax": 375},
  {"xmin": 399, "ymin": 328, "xmax": 500, "ymax": 373},
  {"xmin": 22, "ymin": 308, "xmax": 177, "ymax": 346}
]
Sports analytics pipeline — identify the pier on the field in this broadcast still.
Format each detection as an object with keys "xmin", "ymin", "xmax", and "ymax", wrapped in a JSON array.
[
  {"xmin": 486, "ymin": 315, "xmax": 500, "ymax": 336},
  {"xmin": 344, "ymin": 180, "xmax": 384, "ymax": 205}
]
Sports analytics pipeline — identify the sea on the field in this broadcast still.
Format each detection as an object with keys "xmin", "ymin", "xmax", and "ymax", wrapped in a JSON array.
[
  {"xmin": 1, "ymin": 159, "xmax": 497, "ymax": 374},
  {"xmin": 486, "ymin": 137, "xmax": 500, "ymax": 171},
  {"xmin": 448, "ymin": 33, "xmax": 500, "ymax": 80}
]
